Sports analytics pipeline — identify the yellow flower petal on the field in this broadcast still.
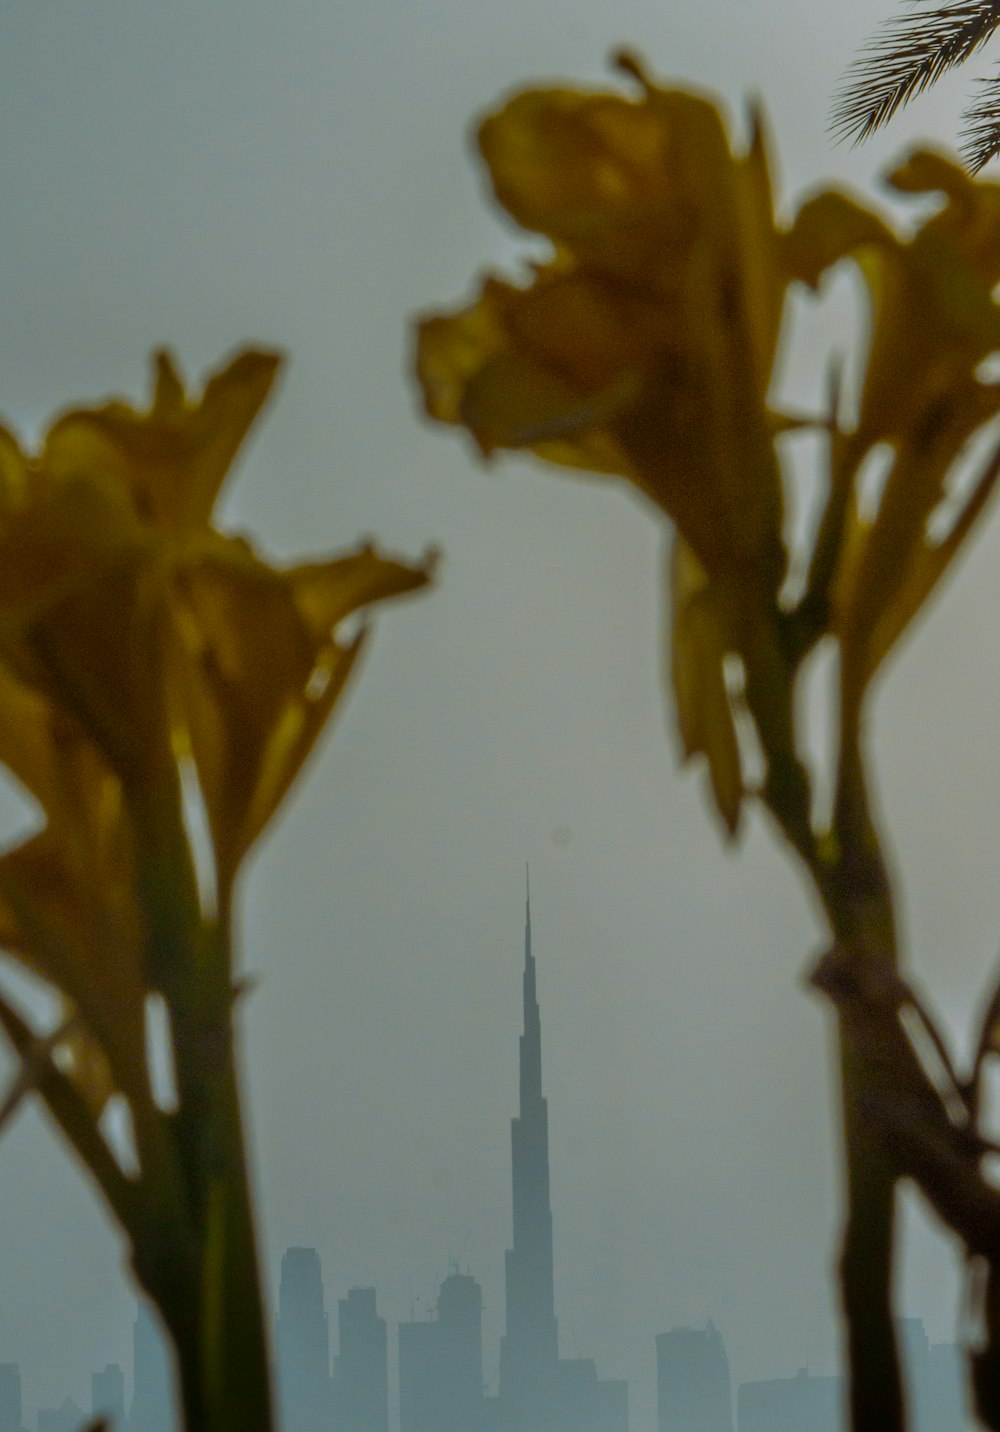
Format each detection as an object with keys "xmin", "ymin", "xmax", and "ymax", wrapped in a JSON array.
[
  {"xmin": 44, "ymin": 347, "xmax": 282, "ymax": 538},
  {"xmin": 0, "ymin": 701, "xmax": 148, "ymax": 1104},
  {"xmin": 170, "ymin": 538, "xmax": 434, "ymax": 884},
  {"xmin": 417, "ymin": 56, "xmax": 793, "ymax": 594},
  {"xmin": 887, "ymin": 148, "xmax": 1000, "ymax": 288}
]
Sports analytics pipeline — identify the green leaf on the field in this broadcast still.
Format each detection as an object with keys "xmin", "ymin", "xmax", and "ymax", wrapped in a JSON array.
[{"xmin": 669, "ymin": 538, "xmax": 743, "ymax": 836}]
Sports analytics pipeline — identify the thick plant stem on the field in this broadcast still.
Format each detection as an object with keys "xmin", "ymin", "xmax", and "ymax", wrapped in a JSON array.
[
  {"xmin": 755, "ymin": 670, "xmax": 905, "ymax": 1432},
  {"xmin": 819, "ymin": 730, "xmax": 905, "ymax": 1432},
  {"xmin": 140, "ymin": 1015, "xmax": 273, "ymax": 1432},
  {"xmin": 129, "ymin": 783, "xmax": 275, "ymax": 1432},
  {"xmin": 837, "ymin": 1030, "xmax": 903, "ymax": 1432},
  {"xmin": 161, "ymin": 1047, "xmax": 273, "ymax": 1432},
  {"xmin": 200, "ymin": 1025, "xmax": 274, "ymax": 1432},
  {"xmin": 171, "ymin": 905, "xmax": 274, "ymax": 1432}
]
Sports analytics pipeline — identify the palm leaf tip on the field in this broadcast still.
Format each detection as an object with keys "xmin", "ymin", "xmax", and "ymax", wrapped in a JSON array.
[
  {"xmin": 960, "ymin": 72, "xmax": 1000, "ymax": 167},
  {"xmin": 831, "ymin": 0, "xmax": 1000, "ymax": 147}
]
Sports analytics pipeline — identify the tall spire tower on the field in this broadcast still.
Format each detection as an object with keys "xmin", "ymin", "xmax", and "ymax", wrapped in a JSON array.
[{"xmin": 499, "ymin": 868, "xmax": 559, "ymax": 1416}]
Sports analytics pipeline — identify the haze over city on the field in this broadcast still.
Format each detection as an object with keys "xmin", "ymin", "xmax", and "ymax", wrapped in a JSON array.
[
  {"xmin": 0, "ymin": 5, "xmax": 998, "ymax": 1432},
  {"xmin": 1, "ymin": 892, "xmax": 970, "ymax": 1429}
]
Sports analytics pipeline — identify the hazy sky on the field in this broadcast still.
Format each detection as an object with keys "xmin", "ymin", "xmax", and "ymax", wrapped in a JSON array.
[{"xmin": 0, "ymin": 3, "xmax": 996, "ymax": 1430}]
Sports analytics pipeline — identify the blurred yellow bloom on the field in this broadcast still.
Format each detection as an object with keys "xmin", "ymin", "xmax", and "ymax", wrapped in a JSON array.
[
  {"xmin": 171, "ymin": 534, "xmax": 434, "ymax": 889},
  {"xmin": 416, "ymin": 56, "xmax": 1000, "ymax": 837},
  {"xmin": 0, "ymin": 347, "xmax": 434, "ymax": 1431},
  {"xmin": 787, "ymin": 156, "xmax": 1000, "ymax": 726},
  {"xmin": 417, "ymin": 53, "xmax": 791, "ymax": 596},
  {"xmin": 0, "ymin": 667, "xmax": 146, "ymax": 1103},
  {"xmin": 0, "ymin": 347, "xmax": 433, "ymax": 1123},
  {"xmin": 44, "ymin": 347, "xmax": 281, "ymax": 539}
]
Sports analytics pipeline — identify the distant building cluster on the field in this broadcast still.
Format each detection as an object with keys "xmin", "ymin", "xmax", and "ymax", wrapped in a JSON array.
[
  {"xmin": 657, "ymin": 1316, "xmax": 965, "ymax": 1432},
  {"xmin": 278, "ymin": 882, "xmax": 626, "ymax": 1432},
  {"xmin": 0, "ymin": 888, "xmax": 977, "ymax": 1431},
  {"xmin": 0, "ymin": 1303, "xmax": 169, "ymax": 1432}
]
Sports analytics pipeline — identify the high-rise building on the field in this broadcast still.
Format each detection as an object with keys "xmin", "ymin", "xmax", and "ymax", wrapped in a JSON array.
[
  {"xmin": 399, "ymin": 1272, "xmax": 485, "ymax": 1432},
  {"xmin": 435, "ymin": 1273, "xmax": 485, "ymax": 1421},
  {"xmin": 897, "ymin": 1317, "xmax": 967, "ymax": 1431},
  {"xmin": 499, "ymin": 876, "xmax": 559, "ymax": 1421},
  {"xmin": 37, "ymin": 1398, "xmax": 84, "ymax": 1432},
  {"xmin": 737, "ymin": 1367, "xmax": 840, "ymax": 1432},
  {"xmin": 0, "ymin": 1364, "xmax": 22, "ymax": 1432},
  {"xmin": 129, "ymin": 1303, "xmax": 174, "ymax": 1432},
  {"xmin": 493, "ymin": 875, "xmax": 628, "ymax": 1432},
  {"xmin": 657, "ymin": 1323, "xmax": 732, "ymax": 1432},
  {"xmin": 92, "ymin": 1363, "xmax": 125, "ymax": 1427},
  {"xmin": 277, "ymin": 1246, "xmax": 332, "ymax": 1432},
  {"xmin": 925, "ymin": 1341, "xmax": 966, "ymax": 1431},
  {"xmin": 332, "ymin": 1288, "xmax": 388, "ymax": 1432}
]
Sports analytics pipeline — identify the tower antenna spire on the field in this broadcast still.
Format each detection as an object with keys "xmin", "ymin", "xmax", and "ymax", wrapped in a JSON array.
[{"xmin": 525, "ymin": 864, "xmax": 531, "ymax": 963}]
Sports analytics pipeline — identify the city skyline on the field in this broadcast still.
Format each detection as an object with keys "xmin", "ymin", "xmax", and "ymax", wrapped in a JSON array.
[
  {"xmin": 1, "ymin": 890, "xmax": 973, "ymax": 1431},
  {"xmin": 0, "ymin": 1274, "xmax": 967, "ymax": 1432}
]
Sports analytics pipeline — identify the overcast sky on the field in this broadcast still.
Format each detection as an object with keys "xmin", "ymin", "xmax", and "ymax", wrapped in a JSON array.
[{"xmin": 0, "ymin": 2, "xmax": 996, "ymax": 1429}]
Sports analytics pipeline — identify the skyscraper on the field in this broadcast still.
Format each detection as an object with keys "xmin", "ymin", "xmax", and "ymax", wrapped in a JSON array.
[
  {"xmin": 498, "ymin": 874, "xmax": 559, "ymax": 1419},
  {"xmin": 129, "ymin": 1303, "xmax": 173, "ymax": 1432},
  {"xmin": 399, "ymin": 1272, "xmax": 485, "ymax": 1432},
  {"xmin": 657, "ymin": 1323, "xmax": 732, "ymax": 1432},
  {"xmin": 897, "ymin": 1317, "xmax": 967, "ymax": 1432},
  {"xmin": 332, "ymin": 1287, "xmax": 388, "ymax": 1432},
  {"xmin": 736, "ymin": 1367, "xmax": 840, "ymax": 1432},
  {"xmin": 494, "ymin": 876, "xmax": 628, "ymax": 1432},
  {"xmin": 0, "ymin": 1364, "xmax": 22, "ymax": 1432},
  {"xmin": 277, "ymin": 1247, "xmax": 332, "ymax": 1432}
]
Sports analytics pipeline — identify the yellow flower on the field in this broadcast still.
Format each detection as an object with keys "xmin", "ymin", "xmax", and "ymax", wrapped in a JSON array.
[
  {"xmin": 788, "ymin": 154, "xmax": 1000, "ymax": 730},
  {"xmin": 0, "ymin": 347, "xmax": 435, "ymax": 1428},
  {"xmin": 0, "ymin": 349, "xmax": 280, "ymax": 792},
  {"xmin": 417, "ymin": 53, "xmax": 790, "ymax": 596},
  {"xmin": 0, "ymin": 348, "xmax": 433, "ymax": 1129},
  {"xmin": 416, "ymin": 57, "xmax": 1000, "ymax": 838}
]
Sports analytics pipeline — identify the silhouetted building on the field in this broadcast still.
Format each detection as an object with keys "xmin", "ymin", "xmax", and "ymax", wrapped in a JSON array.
[
  {"xmin": 737, "ymin": 1368, "xmax": 840, "ymax": 1432},
  {"xmin": 0, "ymin": 1365, "xmax": 22, "ymax": 1432},
  {"xmin": 277, "ymin": 1247, "xmax": 332, "ymax": 1432},
  {"xmin": 898, "ymin": 1317, "xmax": 966, "ymax": 1431},
  {"xmin": 92, "ymin": 1363, "xmax": 125, "ymax": 1427},
  {"xmin": 498, "ymin": 877, "xmax": 558, "ymax": 1422},
  {"xmin": 735, "ymin": 1322, "xmax": 966, "ymax": 1432},
  {"xmin": 333, "ymin": 1288, "xmax": 388, "ymax": 1432},
  {"xmin": 492, "ymin": 876, "xmax": 628, "ymax": 1432},
  {"xmin": 926, "ymin": 1342, "xmax": 966, "ymax": 1431},
  {"xmin": 399, "ymin": 1317, "xmax": 440, "ymax": 1432},
  {"xmin": 556, "ymin": 1359, "xmax": 629, "ymax": 1432},
  {"xmin": 657, "ymin": 1323, "xmax": 732, "ymax": 1432},
  {"xmin": 37, "ymin": 1398, "xmax": 84, "ymax": 1432},
  {"xmin": 129, "ymin": 1304, "xmax": 173, "ymax": 1432},
  {"xmin": 399, "ymin": 1272, "xmax": 485, "ymax": 1432}
]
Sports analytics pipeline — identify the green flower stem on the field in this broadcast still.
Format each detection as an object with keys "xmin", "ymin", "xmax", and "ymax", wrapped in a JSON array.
[
  {"xmin": 129, "ymin": 779, "xmax": 274, "ymax": 1432},
  {"xmin": 173, "ymin": 910, "xmax": 273, "ymax": 1432},
  {"xmin": 807, "ymin": 740, "xmax": 903, "ymax": 1432},
  {"xmin": 815, "ymin": 694, "xmax": 900, "ymax": 1430},
  {"xmin": 773, "ymin": 824, "xmax": 905, "ymax": 1432},
  {"xmin": 741, "ymin": 618, "xmax": 905, "ymax": 1432},
  {"xmin": 156, "ymin": 1012, "xmax": 272, "ymax": 1432}
]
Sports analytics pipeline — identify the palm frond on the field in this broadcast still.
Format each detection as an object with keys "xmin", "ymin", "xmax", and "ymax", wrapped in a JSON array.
[
  {"xmin": 831, "ymin": 0, "xmax": 1000, "ymax": 146},
  {"xmin": 961, "ymin": 69, "xmax": 1000, "ymax": 167}
]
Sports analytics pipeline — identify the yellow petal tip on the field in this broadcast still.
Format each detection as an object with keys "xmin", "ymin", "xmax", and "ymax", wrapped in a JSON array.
[{"xmin": 610, "ymin": 48, "xmax": 653, "ymax": 90}]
